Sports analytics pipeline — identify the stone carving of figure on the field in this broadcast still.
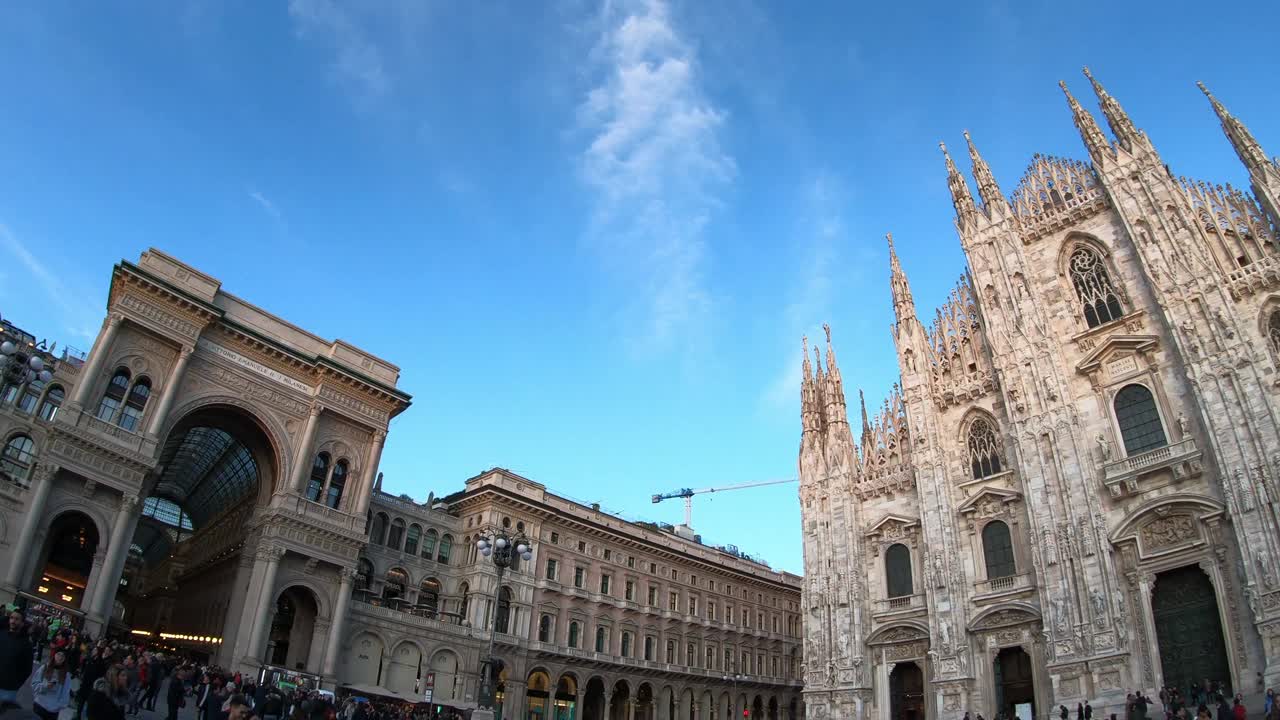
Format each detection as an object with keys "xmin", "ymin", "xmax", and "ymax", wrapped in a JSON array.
[
  {"xmin": 1052, "ymin": 595, "xmax": 1068, "ymax": 634},
  {"xmin": 934, "ymin": 553, "xmax": 946, "ymax": 589},
  {"xmin": 1255, "ymin": 548, "xmax": 1277, "ymax": 589},
  {"xmin": 1177, "ymin": 413, "xmax": 1190, "ymax": 440},
  {"xmin": 1043, "ymin": 528, "xmax": 1059, "ymax": 565},
  {"xmin": 1090, "ymin": 588, "xmax": 1107, "ymax": 627},
  {"xmin": 939, "ymin": 619, "xmax": 952, "ymax": 653},
  {"xmin": 1096, "ymin": 433, "xmax": 1111, "ymax": 461}
]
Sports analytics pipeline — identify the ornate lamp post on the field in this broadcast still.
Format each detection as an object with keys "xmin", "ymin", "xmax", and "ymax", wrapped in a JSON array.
[
  {"xmin": 0, "ymin": 337, "xmax": 53, "ymax": 389},
  {"xmin": 473, "ymin": 529, "xmax": 532, "ymax": 720},
  {"xmin": 723, "ymin": 674, "xmax": 745, "ymax": 718}
]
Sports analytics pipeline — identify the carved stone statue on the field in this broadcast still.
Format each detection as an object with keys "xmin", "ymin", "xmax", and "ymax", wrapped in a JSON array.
[
  {"xmin": 1177, "ymin": 413, "xmax": 1191, "ymax": 440},
  {"xmin": 1096, "ymin": 433, "xmax": 1112, "ymax": 461}
]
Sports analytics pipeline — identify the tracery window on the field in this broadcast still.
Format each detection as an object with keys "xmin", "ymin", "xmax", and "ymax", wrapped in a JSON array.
[
  {"xmin": 96, "ymin": 369, "xmax": 131, "ymax": 422},
  {"xmin": 967, "ymin": 417, "xmax": 1003, "ymax": 479},
  {"xmin": 325, "ymin": 460, "xmax": 347, "ymax": 509},
  {"xmin": 37, "ymin": 385, "xmax": 63, "ymax": 421},
  {"xmin": 982, "ymin": 520, "xmax": 1016, "ymax": 579},
  {"xmin": 119, "ymin": 377, "xmax": 151, "ymax": 431},
  {"xmin": 1115, "ymin": 384, "xmax": 1167, "ymax": 456},
  {"xmin": 885, "ymin": 543, "xmax": 913, "ymax": 598},
  {"xmin": 307, "ymin": 453, "xmax": 330, "ymax": 503},
  {"xmin": 404, "ymin": 524, "xmax": 421, "ymax": 556},
  {"xmin": 1068, "ymin": 247, "xmax": 1125, "ymax": 328},
  {"xmin": 1, "ymin": 435, "xmax": 36, "ymax": 485},
  {"xmin": 1268, "ymin": 311, "xmax": 1280, "ymax": 358}
]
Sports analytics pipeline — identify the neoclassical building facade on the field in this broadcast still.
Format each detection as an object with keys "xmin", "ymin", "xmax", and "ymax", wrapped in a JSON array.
[
  {"xmin": 0, "ymin": 249, "xmax": 410, "ymax": 680},
  {"xmin": 348, "ymin": 469, "xmax": 804, "ymax": 719},
  {"xmin": 798, "ymin": 72, "xmax": 1280, "ymax": 719}
]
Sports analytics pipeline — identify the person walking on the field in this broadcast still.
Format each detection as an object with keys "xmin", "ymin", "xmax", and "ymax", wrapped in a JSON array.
[
  {"xmin": 87, "ymin": 665, "xmax": 130, "ymax": 720},
  {"xmin": 1232, "ymin": 695, "xmax": 1247, "ymax": 720},
  {"xmin": 0, "ymin": 611, "xmax": 32, "ymax": 706},
  {"xmin": 30, "ymin": 650, "xmax": 72, "ymax": 720},
  {"xmin": 166, "ymin": 669, "xmax": 187, "ymax": 720}
]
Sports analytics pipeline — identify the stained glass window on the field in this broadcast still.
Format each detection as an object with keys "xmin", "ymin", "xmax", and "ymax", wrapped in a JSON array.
[
  {"xmin": 1115, "ymin": 384, "xmax": 1167, "ymax": 455},
  {"xmin": 1069, "ymin": 247, "xmax": 1125, "ymax": 328}
]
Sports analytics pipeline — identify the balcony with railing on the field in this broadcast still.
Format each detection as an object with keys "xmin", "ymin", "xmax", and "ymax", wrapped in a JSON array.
[
  {"xmin": 873, "ymin": 593, "xmax": 926, "ymax": 616},
  {"xmin": 1100, "ymin": 437, "xmax": 1201, "ymax": 497},
  {"xmin": 973, "ymin": 572, "xmax": 1033, "ymax": 601}
]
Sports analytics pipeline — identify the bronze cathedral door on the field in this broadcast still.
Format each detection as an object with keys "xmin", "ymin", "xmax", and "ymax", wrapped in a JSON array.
[{"xmin": 1151, "ymin": 565, "xmax": 1232, "ymax": 693}]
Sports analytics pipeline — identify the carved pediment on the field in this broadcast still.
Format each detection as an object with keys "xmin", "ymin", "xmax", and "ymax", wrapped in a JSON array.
[
  {"xmin": 867, "ymin": 624, "xmax": 929, "ymax": 646},
  {"xmin": 864, "ymin": 514, "xmax": 921, "ymax": 542},
  {"xmin": 1075, "ymin": 335, "xmax": 1158, "ymax": 377},
  {"xmin": 969, "ymin": 607, "xmax": 1040, "ymax": 631},
  {"xmin": 957, "ymin": 487, "xmax": 1022, "ymax": 517}
]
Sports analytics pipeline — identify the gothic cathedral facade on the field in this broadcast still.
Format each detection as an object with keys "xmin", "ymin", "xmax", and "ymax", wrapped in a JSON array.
[{"xmin": 798, "ymin": 70, "xmax": 1280, "ymax": 719}]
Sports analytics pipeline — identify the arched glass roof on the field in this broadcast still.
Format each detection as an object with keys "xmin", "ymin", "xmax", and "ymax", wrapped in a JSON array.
[{"xmin": 152, "ymin": 426, "xmax": 259, "ymax": 528}]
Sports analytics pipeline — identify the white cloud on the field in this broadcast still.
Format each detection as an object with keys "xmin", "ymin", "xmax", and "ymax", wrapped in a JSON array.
[
  {"xmin": 578, "ymin": 0, "xmax": 734, "ymax": 351},
  {"xmin": 0, "ymin": 223, "xmax": 100, "ymax": 342},
  {"xmin": 288, "ymin": 0, "xmax": 391, "ymax": 104},
  {"xmin": 248, "ymin": 190, "xmax": 283, "ymax": 222}
]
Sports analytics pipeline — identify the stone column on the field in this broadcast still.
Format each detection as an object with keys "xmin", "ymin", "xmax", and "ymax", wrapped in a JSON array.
[
  {"xmin": 145, "ymin": 345, "xmax": 194, "ymax": 438},
  {"xmin": 355, "ymin": 430, "xmax": 386, "ymax": 516},
  {"xmin": 628, "ymin": 698, "xmax": 636, "ymax": 720},
  {"xmin": 79, "ymin": 549, "xmax": 107, "ymax": 614},
  {"xmin": 322, "ymin": 568, "xmax": 356, "ymax": 684},
  {"xmin": 70, "ymin": 313, "xmax": 123, "ymax": 409},
  {"xmin": 2, "ymin": 463, "xmax": 58, "ymax": 596},
  {"xmin": 290, "ymin": 406, "xmax": 323, "ymax": 494},
  {"xmin": 1133, "ymin": 572, "xmax": 1161, "ymax": 692},
  {"xmin": 91, "ymin": 493, "xmax": 141, "ymax": 625},
  {"xmin": 245, "ymin": 545, "xmax": 285, "ymax": 664},
  {"xmin": 573, "ymin": 692, "xmax": 583, "ymax": 720}
]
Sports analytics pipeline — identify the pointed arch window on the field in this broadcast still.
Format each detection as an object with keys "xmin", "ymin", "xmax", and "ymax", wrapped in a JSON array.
[
  {"xmin": 96, "ymin": 368, "xmax": 131, "ymax": 422},
  {"xmin": 1068, "ymin": 246, "xmax": 1124, "ymax": 328},
  {"xmin": 1114, "ymin": 384, "xmax": 1167, "ymax": 455},
  {"xmin": 387, "ymin": 518, "xmax": 406, "ymax": 549},
  {"xmin": 325, "ymin": 460, "xmax": 348, "ymax": 509},
  {"xmin": 437, "ymin": 534, "xmax": 453, "ymax": 564},
  {"xmin": 967, "ymin": 417, "xmax": 1003, "ymax": 479},
  {"xmin": 1268, "ymin": 311, "xmax": 1280, "ymax": 358},
  {"xmin": 422, "ymin": 529, "xmax": 438, "ymax": 559},
  {"xmin": 37, "ymin": 385, "xmax": 64, "ymax": 422},
  {"xmin": 1, "ymin": 434, "xmax": 36, "ymax": 485},
  {"xmin": 307, "ymin": 452, "xmax": 330, "ymax": 502},
  {"xmin": 404, "ymin": 524, "xmax": 421, "ymax": 556},
  {"xmin": 885, "ymin": 543, "xmax": 913, "ymax": 598},
  {"xmin": 119, "ymin": 377, "xmax": 151, "ymax": 431},
  {"xmin": 369, "ymin": 512, "xmax": 388, "ymax": 545},
  {"xmin": 568, "ymin": 621, "xmax": 580, "ymax": 649},
  {"xmin": 982, "ymin": 520, "xmax": 1016, "ymax": 579},
  {"xmin": 496, "ymin": 586, "xmax": 512, "ymax": 634}
]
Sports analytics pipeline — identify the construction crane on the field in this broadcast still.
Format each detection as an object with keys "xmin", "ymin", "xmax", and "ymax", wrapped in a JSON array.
[{"xmin": 651, "ymin": 478, "xmax": 799, "ymax": 530}]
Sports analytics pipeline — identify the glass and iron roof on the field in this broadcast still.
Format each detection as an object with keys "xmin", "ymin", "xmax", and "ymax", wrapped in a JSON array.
[{"xmin": 152, "ymin": 426, "xmax": 259, "ymax": 529}]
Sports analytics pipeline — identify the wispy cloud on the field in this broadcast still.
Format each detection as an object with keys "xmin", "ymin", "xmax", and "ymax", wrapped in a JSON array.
[
  {"xmin": 0, "ymin": 223, "xmax": 100, "ymax": 342},
  {"xmin": 577, "ymin": 0, "xmax": 735, "ymax": 352},
  {"xmin": 248, "ymin": 190, "xmax": 283, "ymax": 222},
  {"xmin": 288, "ymin": 0, "xmax": 391, "ymax": 105}
]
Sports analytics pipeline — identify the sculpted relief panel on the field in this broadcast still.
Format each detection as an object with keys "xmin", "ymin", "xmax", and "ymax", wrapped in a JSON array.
[{"xmin": 1139, "ymin": 513, "xmax": 1198, "ymax": 554}]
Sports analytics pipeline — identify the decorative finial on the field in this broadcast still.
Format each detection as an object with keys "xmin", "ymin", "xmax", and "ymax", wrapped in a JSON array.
[
  {"xmin": 886, "ymin": 232, "xmax": 895, "ymax": 253},
  {"xmin": 1082, "ymin": 66, "xmax": 1093, "ymax": 80},
  {"xmin": 823, "ymin": 323, "xmax": 832, "ymax": 344},
  {"xmin": 1196, "ymin": 80, "xmax": 1210, "ymax": 96}
]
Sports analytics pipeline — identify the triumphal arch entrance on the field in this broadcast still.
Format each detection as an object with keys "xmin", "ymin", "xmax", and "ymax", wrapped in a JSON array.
[{"xmin": 0, "ymin": 249, "xmax": 410, "ymax": 681}]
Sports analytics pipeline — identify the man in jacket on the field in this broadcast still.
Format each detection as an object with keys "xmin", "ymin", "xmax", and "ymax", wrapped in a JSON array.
[
  {"xmin": 166, "ymin": 669, "xmax": 187, "ymax": 720},
  {"xmin": 0, "ymin": 610, "xmax": 32, "ymax": 705}
]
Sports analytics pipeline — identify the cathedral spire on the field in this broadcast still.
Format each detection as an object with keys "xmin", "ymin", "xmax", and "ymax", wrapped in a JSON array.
[
  {"xmin": 1060, "ymin": 80, "xmax": 1112, "ymax": 164},
  {"xmin": 859, "ymin": 389, "xmax": 873, "ymax": 448},
  {"xmin": 888, "ymin": 234, "xmax": 917, "ymax": 326},
  {"xmin": 1198, "ymin": 81, "xmax": 1278, "ymax": 180},
  {"xmin": 1083, "ymin": 67, "xmax": 1144, "ymax": 153},
  {"xmin": 964, "ymin": 130, "xmax": 1010, "ymax": 217},
  {"xmin": 940, "ymin": 141, "xmax": 978, "ymax": 228},
  {"xmin": 822, "ymin": 324, "xmax": 849, "ymax": 429},
  {"xmin": 801, "ymin": 335, "xmax": 819, "ymax": 435}
]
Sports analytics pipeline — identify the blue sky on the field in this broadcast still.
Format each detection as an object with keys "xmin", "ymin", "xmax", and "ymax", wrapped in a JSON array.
[{"xmin": 1, "ymin": 1, "xmax": 1276, "ymax": 574}]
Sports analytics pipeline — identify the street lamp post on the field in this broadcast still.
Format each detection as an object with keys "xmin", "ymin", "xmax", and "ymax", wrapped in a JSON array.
[
  {"xmin": 0, "ymin": 337, "xmax": 53, "ymax": 392},
  {"xmin": 473, "ymin": 530, "xmax": 532, "ymax": 720},
  {"xmin": 724, "ymin": 674, "xmax": 745, "ymax": 718}
]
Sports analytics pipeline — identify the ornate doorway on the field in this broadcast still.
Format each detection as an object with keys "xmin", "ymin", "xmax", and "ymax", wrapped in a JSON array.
[
  {"xmin": 1152, "ymin": 565, "xmax": 1231, "ymax": 694},
  {"xmin": 993, "ymin": 647, "xmax": 1034, "ymax": 719},
  {"xmin": 889, "ymin": 662, "xmax": 924, "ymax": 720}
]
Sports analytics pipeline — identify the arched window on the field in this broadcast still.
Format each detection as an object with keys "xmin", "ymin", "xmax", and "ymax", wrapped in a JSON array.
[
  {"xmin": 967, "ymin": 417, "xmax": 1003, "ymax": 479},
  {"xmin": 37, "ymin": 385, "xmax": 63, "ymax": 422},
  {"xmin": 419, "ymin": 577, "xmax": 441, "ymax": 615},
  {"xmin": 595, "ymin": 627, "xmax": 607, "ymax": 653},
  {"xmin": 982, "ymin": 520, "xmax": 1016, "ymax": 579},
  {"xmin": 17, "ymin": 379, "xmax": 43, "ymax": 415},
  {"xmin": 666, "ymin": 640, "xmax": 675, "ymax": 664},
  {"xmin": 437, "ymin": 534, "xmax": 453, "ymax": 564},
  {"xmin": 355, "ymin": 558, "xmax": 374, "ymax": 592},
  {"xmin": 538, "ymin": 614, "xmax": 552, "ymax": 643},
  {"xmin": 1, "ymin": 435, "xmax": 37, "ymax": 485},
  {"xmin": 496, "ymin": 586, "xmax": 512, "ymax": 634},
  {"xmin": 885, "ymin": 543, "xmax": 913, "ymax": 598},
  {"xmin": 96, "ymin": 368, "xmax": 131, "ymax": 422},
  {"xmin": 404, "ymin": 524, "xmax": 421, "ymax": 556},
  {"xmin": 387, "ymin": 518, "xmax": 406, "ymax": 549},
  {"xmin": 422, "ymin": 529, "xmax": 438, "ymax": 559},
  {"xmin": 568, "ymin": 621, "xmax": 580, "ymax": 648},
  {"xmin": 621, "ymin": 632, "xmax": 632, "ymax": 658},
  {"xmin": 1068, "ymin": 246, "xmax": 1124, "ymax": 328},
  {"xmin": 325, "ymin": 460, "xmax": 348, "ymax": 509},
  {"xmin": 458, "ymin": 581, "xmax": 470, "ymax": 620},
  {"xmin": 645, "ymin": 636, "xmax": 655, "ymax": 661},
  {"xmin": 307, "ymin": 453, "xmax": 330, "ymax": 502},
  {"xmin": 118, "ymin": 377, "xmax": 151, "ymax": 431},
  {"xmin": 383, "ymin": 568, "xmax": 408, "ymax": 602},
  {"xmin": 686, "ymin": 642, "xmax": 695, "ymax": 666},
  {"xmin": 1269, "ymin": 311, "xmax": 1280, "ymax": 357},
  {"xmin": 1114, "ymin": 384, "xmax": 1168, "ymax": 455},
  {"xmin": 369, "ymin": 512, "xmax": 388, "ymax": 545}
]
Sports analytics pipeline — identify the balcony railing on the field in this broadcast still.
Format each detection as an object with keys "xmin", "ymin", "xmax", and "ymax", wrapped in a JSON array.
[
  {"xmin": 1100, "ymin": 438, "xmax": 1201, "ymax": 497},
  {"xmin": 973, "ymin": 572, "xmax": 1032, "ymax": 597},
  {"xmin": 874, "ymin": 593, "xmax": 925, "ymax": 615}
]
